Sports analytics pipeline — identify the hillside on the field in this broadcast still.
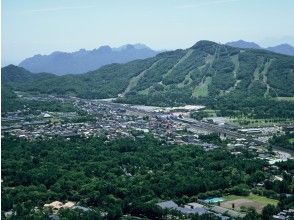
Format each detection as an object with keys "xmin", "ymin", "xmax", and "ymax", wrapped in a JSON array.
[
  {"xmin": 19, "ymin": 44, "xmax": 159, "ymax": 75},
  {"xmin": 3, "ymin": 40, "xmax": 294, "ymax": 117},
  {"xmin": 2, "ymin": 65, "xmax": 55, "ymax": 83}
]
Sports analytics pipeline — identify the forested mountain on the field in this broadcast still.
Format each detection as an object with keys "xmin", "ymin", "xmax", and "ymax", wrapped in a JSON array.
[
  {"xmin": 3, "ymin": 40, "xmax": 294, "ymax": 116},
  {"xmin": 2, "ymin": 65, "xmax": 55, "ymax": 83},
  {"xmin": 18, "ymin": 44, "xmax": 159, "ymax": 75},
  {"xmin": 226, "ymin": 40, "xmax": 294, "ymax": 56}
]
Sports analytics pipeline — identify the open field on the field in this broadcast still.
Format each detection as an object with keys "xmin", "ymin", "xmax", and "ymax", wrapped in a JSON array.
[
  {"xmin": 192, "ymin": 77, "xmax": 211, "ymax": 97},
  {"xmin": 202, "ymin": 109, "xmax": 218, "ymax": 117},
  {"xmin": 229, "ymin": 117, "xmax": 294, "ymax": 127},
  {"xmin": 221, "ymin": 194, "xmax": 278, "ymax": 213},
  {"xmin": 274, "ymin": 97, "xmax": 294, "ymax": 102}
]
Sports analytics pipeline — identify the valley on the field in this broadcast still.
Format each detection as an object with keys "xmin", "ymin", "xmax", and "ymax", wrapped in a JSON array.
[
  {"xmin": 2, "ymin": 41, "xmax": 294, "ymax": 219},
  {"xmin": 3, "ymin": 0, "xmax": 294, "ymax": 219}
]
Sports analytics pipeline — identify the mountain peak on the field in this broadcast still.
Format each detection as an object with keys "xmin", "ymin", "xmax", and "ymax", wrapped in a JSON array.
[
  {"xmin": 226, "ymin": 40, "xmax": 261, "ymax": 49},
  {"xmin": 114, "ymin": 43, "xmax": 150, "ymax": 51},
  {"xmin": 225, "ymin": 40, "xmax": 294, "ymax": 56},
  {"xmin": 191, "ymin": 40, "xmax": 219, "ymax": 49},
  {"xmin": 190, "ymin": 40, "xmax": 220, "ymax": 54},
  {"xmin": 4, "ymin": 64, "xmax": 18, "ymax": 69},
  {"xmin": 96, "ymin": 45, "xmax": 112, "ymax": 53},
  {"xmin": 267, "ymin": 43, "xmax": 294, "ymax": 56},
  {"xmin": 3, "ymin": 64, "xmax": 26, "ymax": 72}
]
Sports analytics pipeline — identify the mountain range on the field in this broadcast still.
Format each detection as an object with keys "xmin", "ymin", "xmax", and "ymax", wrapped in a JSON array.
[
  {"xmin": 3, "ymin": 41, "xmax": 294, "ymax": 109},
  {"xmin": 226, "ymin": 40, "xmax": 294, "ymax": 56},
  {"xmin": 19, "ymin": 44, "xmax": 160, "ymax": 75},
  {"xmin": 17, "ymin": 41, "xmax": 294, "ymax": 76}
]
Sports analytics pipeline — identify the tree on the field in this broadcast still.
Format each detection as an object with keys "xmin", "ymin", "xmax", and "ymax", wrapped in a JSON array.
[
  {"xmin": 262, "ymin": 204, "xmax": 276, "ymax": 220},
  {"xmin": 244, "ymin": 207, "xmax": 260, "ymax": 220}
]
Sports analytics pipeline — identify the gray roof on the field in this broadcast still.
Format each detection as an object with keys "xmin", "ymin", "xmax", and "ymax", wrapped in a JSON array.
[
  {"xmin": 72, "ymin": 205, "xmax": 91, "ymax": 212},
  {"xmin": 157, "ymin": 200, "xmax": 178, "ymax": 209},
  {"xmin": 48, "ymin": 214, "xmax": 60, "ymax": 220},
  {"xmin": 177, "ymin": 207, "xmax": 208, "ymax": 215},
  {"xmin": 273, "ymin": 215, "xmax": 287, "ymax": 220},
  {"xmin": 211, "ymin": 206, "xmax": 245, "ymax": 218},
  {"xmin": 157, "ymin": 200, "xmax": 209, "ymax": 215}
]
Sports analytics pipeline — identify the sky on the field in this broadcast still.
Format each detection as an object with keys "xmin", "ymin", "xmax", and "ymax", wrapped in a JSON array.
[{"xmin": 2, "ymin": 0, "xmax": 294, "ymax": 66}]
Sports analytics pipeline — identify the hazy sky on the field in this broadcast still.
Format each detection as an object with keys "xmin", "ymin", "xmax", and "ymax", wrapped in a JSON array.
[{"xmin": 2, "ymin": 0, "xmax": 294, "ymax": 66}]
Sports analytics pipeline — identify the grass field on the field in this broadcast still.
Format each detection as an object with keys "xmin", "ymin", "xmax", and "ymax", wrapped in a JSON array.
[
  {"xmin": 223, "ymin": 194, "xmax": 278, "ymax": 206},
  {"xmin": 192, "ymin": 77, "xmax": 211, "ymax": 97},
  {"xmin": 221, "ymin": 194, "xmax": 278, "ymax": 213},
  {"xmin": 274, "ymin": 97, "xmax": 294, "ymax": 102},
  {"xmin": 230, "ymin": 117, "xmax": 294, "ymax": 127},
  {"xmin": 202, "ymin": 109, "xmax": 218, "ymax": 117}
]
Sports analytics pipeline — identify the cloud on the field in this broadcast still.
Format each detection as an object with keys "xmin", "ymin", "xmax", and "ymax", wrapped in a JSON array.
[
  {"xmin": 23, "ymin": 5, "xmax": 95, "ymax": 13},
  {"xmin": 176, "ymin": 0, "xmax": 242, "ymax": 9}
]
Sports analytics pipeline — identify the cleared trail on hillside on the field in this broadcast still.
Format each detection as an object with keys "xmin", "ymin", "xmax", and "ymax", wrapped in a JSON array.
[{"xmin": 121, "ymin": 59, "xmax": 161, "ymax": 96}]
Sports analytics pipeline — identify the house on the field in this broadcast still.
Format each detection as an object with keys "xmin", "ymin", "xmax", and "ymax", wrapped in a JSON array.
[
  {"xmin": 273, "ymin": 209, "xmax": 294, "ymax": 220},
  {"xmin": 157, "ymin": 200, "xmax": 230, "ymax": 219},
  {"xmin": 273, "ymin": 176, "xmax": 284, "ymax": 182},
  {"xmin": 48, "ymin": 214, "xmax": 60, "ymax": 220},
  {"xmin": 43, "ymin": 113, "xmax": 52, "ymax": 118},
  {"xmin": 44, "ymin": 201, "xmax": 75, "ymax": 213},
  {"xmin": 72, "ymin": 205, "xmax": 92, "ymax": 212},
  {"xmin": 157, "ymin": 200, "xmax": 178, "ymax": 209},
  {"xmin": 157, "ymin": 200, "xmax": 209, "ymax": 216}
]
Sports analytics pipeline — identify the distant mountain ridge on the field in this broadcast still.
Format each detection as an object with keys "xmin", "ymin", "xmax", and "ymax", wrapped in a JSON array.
[
  {"xmin": 19, "ymin": 44, "xmax": 160, "ymax": 75},
  {"xmin": 226, "ymin": 40, "xmax": 294, "ymax": 56},
  {"xmin": 226, "ymin": 40, "xmax": 261, "ymax": 49},
  {"xmin": 266, "ymin": 44, "xmax": 294, "ymax": 56}
]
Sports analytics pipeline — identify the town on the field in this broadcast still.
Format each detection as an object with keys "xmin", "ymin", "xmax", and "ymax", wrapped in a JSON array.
[
  {"xmin": 2, "ymin": 94, "xmax": 294, "ymax": 219},
  {"xmin": 2, "ymin": 93, "xmax": 293, "ymax": 167}
]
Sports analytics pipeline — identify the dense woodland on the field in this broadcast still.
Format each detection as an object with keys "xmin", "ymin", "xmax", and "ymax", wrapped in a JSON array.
[
  {"xmin": 269, "ymin": 132, "xmax": 294, "ymax": 150},
  {"xmin": 1, "ymin": 135, "xmax": 294, "ymax": 219},
  {"xmin": 1, "ymin": 87, "xmax": 76, "ymax": 113}
]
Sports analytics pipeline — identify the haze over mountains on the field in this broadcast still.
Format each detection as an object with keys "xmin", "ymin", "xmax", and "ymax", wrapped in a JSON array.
[
  {"xmin": 226, "ymin": 40, "xmax": 294, "ymax": 56},
  {"xmin": 19, "ymin": 44, "xmax": 160, "ymax": 75}
]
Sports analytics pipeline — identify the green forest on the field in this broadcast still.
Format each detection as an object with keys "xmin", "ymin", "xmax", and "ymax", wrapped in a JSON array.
[
  {"xmin": 2, "ymin": 135, "xmax": 294, "ymax": 219},
  {"xmin": 269, "ymin": 132, "xmax": 294, "ymax": 150},
  {"xmin": 1, "ymin": 87, "xmax": 76, "ymax": 113}
]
